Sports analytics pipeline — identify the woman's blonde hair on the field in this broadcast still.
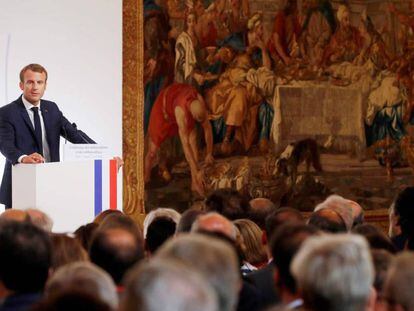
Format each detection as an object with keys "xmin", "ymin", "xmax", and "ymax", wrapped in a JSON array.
[{"xmin": 234, "ymin": 219, "xmax": 267, "ymax": 266}]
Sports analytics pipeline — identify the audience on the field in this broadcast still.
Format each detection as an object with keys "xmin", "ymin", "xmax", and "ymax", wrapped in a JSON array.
[
  {"xmin": 247, "ymin": 198, "xmax": 276, "ymax": 230},
  {"xmin": 205, "ymin": 188, "xmax": 250, "ymax": 220},
  {"xmin": 143, "ymin": 208, "xmax": 181, "ymax": 239},
  {"xmin": 121, "ymin": 258, "xmax": 218, "ymax": 311},
  {"xmin": 271, "ymin": 223, "xmax": 319, "ymax": 309},
  {"xmin": 0, "ymin": 186, "xmax": 413, "ymax": 311},
  {"xmin": 45, "ymin": 262, "xmax": 118, "ymax": 309},
  {"xmin": 234, "ymin": 219, "xmax": 268, "ymax": 274},
  {"xmin": 145, "ymin": 216, "xmax": 176, "ymax": 254},
  {"xmin": 89, "ymin": 227, "xmax": 144, "ymax": 287},
  {"xmin": 50, "ymin": 234, "xmax": 88, "ymax": 270},
  {"xmin": 157, "ymin": 234, "xmax": 241, "ymax": 311},
  {"xmin": 291, "ymin": 234, "xmax": 376, "ymax": 311},
  {"xmin": 308, "ymin": 208, "xmax": 347, "ymax": 233},
  {"xmin": 0, "ymin": 220, "xmax": 51, "ymax": 311},
  {"xmin": 383, "ymin": 252, "xmax": 414, "ymax": 311},
  {"xmin": 176, "ymin": 208, "xmax": 205, "ymax": 233}
]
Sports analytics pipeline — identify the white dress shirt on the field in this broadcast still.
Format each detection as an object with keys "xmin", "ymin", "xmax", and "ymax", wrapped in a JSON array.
[{"xmin": 18, "ymin": 96, "xmax": 51, "ymax": 162}]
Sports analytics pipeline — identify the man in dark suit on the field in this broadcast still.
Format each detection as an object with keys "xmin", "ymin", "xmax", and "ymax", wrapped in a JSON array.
[{"xmin": 0, "ymin": 64, "xmax": 94, "ymax": 208}]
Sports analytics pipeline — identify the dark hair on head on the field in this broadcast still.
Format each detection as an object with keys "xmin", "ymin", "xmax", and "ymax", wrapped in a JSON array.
[
  {"xmin": 308, "ymin": 209, "xmax": 347, "ymax": 233},
  {"xmin": 176, "ymin": 209, "xmax": 205, "ymax": 233},
  {"xmin": 50, "ymin": 234, "xmax": 88, "ymax": 270},
  {"xmin": 352, "ymin": 224, "xmax": 397, "ymax": 254},
  {"xmin": 371, "ymin": 249, "xmax": 394, "ymax": 296},
  {"xmin": 0, "ymin": 220, "xmax": 51, "ymax": 292},
  {"xmin": 146, "ymin": 217, "xmax": 176, "ymax": 254},
  {"xmin": 93, "ymin": 209, "xmax": 123, "ymax": 225},
  {"xmin": 206, "ymin": 188, "xmax": 250, "ymax": 220},
  {"xmin": 248, "ymin": 198, "xmax": 276, "ymax": 229},
  {"xmin": 265, "ymin": 207, "xmax": 304, "ymax": 238},
  {"xmin": 89, "ymin": 228, "xmax": 144, "ymax": 285},
  {"xmin": 394, "ymin": 187, "xmax": 414, "ymax": 245},
  {"xmin": 32, "ymin": 289, "xmax": 111, "ymax": 311},
  {"xmin": 20, "ymin": 64, "xmax": 48, "ymax": 83},
  {"xmin": 99, "ymin": 213, "xmax": 143, "ymax": 242},
  {"xmin": 271, "ymin": 223, "xmax": 319, "ymax": 294},
  {"xmin": 74, "ymin": 222, "xmax": 99, "ymax": 250}
]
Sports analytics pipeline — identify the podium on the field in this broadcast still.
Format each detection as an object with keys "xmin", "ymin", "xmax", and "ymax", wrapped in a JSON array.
[{"xmin": 12, "ymin": 160, "xmax": 119, "ymax": 233}]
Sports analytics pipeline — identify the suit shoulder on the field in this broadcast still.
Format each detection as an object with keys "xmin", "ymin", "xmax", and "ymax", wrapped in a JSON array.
[
  {"xmin": 41, "ymin": 99, "xmax": 59, "ymax": 108},
  {"xmin": 0, "ymin": 99, "xmax": 21, "ymax": 115}
]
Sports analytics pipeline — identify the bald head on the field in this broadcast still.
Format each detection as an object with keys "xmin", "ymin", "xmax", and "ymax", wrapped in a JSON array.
[
  {"xmin": 0, "ymin": 209, "xmax": 28, "ymax": 222},
  {"xmin": 191, "ymin": 213, "xmax": 237, "ymax": 240},
  {"xmin": 308, "ymin": 209, "xmax": 347, "ymax": 233}
]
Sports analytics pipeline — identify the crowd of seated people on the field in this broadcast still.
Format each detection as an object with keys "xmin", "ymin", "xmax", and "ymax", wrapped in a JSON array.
[{"xmin": 1, "ymin": 186, "xmax": 414, "ymax": 311}]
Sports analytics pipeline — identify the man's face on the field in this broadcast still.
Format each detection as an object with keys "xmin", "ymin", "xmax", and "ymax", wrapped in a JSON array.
[
  {"xmin": 341, "ymin": 10, "xmax": 351, "ymax": 28},
  {"xmin": 19, "ymin": 70, "xmax": 47, "ymax": 105}
]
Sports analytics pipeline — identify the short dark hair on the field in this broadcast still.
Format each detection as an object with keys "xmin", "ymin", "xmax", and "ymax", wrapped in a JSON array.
[
  {"xmin": 0, "ymin": 220, "xmax": 51, "ymax": 292},
  {"xmin": 394, "ymin": 187, "xmax": 414, "ymax": 248},
  {"xmin": 265, "ymin": 207, "xmax": 304, "ymax": 238},
  {"xmin": 352, "ymin": 224, "xmax": 397, "ymax": 254},
  {"xmin": 74, "ymin": 222, "xmax": 99, "ymax": 250},
  {"xmin": 176, "ymin": 209, "xmax": 205, "ymax": 233},
  {"xmin": 271, "ymin": 223, "xmax": 318, "ymax": 294},
  {"xmin": 308, "ymin": 209, "xmax": 347, "ymax": 233},
  {"xmin": 20, "ymin": 64, "xmax": 48, "ymax": 83},
  {"xmin": 89, "ymin": 228, "xmax": 144, "ymax": 285},
  {"xmin": 206, "ymin": 188, "xmax": 250, "ymax": 220},
  {"xmin": 146, "ymin": 217, "xmax": 176, "ymax": 253}
]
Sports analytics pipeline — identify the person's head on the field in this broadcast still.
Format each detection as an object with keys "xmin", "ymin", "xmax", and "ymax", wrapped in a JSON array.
[
  {"xmin": 233, "ymin": 219, "xmax": 267, "ymax": 266},
  {"xmin": 337, "ymin": 5, "xmax": 351, "ymax": 28},
  {"xmin": 270, "ymin": 223, "xmax": 318, "ymax": 298},
  {"xmin": 145, "ymin": 216, "xmax": 176, "ymax": 254},
  {"xmin": 185, "ymin": 11, "xmax": 197, "ymax": 31},
  {"xmin": 19, "ymin": 64, "xmax": 48, "ymax": 105},
  {"xmin": 392, "ymin": 187, "xmax": 414, "ymax": 249},
  {"xmin": 205, "ymin": 188, "xmax": 249, "ymax": 220},
  {"xmin": 0, "ymin": 209, "xmax": 29, "ymax": 222},
  {"xmin": 176, "ymin": 209, "xmax": 205, "ymax": 233},
  {"xmin": 190, "ymin": 99, "xmax": 207, "ymax": 123},
  {"xmin": 50, "ymin": 234, "xmax": 88, "ymax": 271},
  {"xmin": 248, "ymin": 13, "xmax": 263, "ymax": 38},
  {"xmin": 93, "ymin": 209, "xmax": 123, "ymax": 225},
  {"xmin": 157, "ymin": 234, "xmax": 240, "ymax": 311},
  {"xmin": 33, "ymin": 289, "xmax": 112, "ymax": 311},
  {"xmin": 314, "ymin": 195, "xmax": 354, "ymax": 230},
  {"xmin": 291, "ymin": 234, "xmax": 375, "ymax": 311},
  {"xmin": 121, "ymin": 258, "xmax": 218, "ymax": 311},
  {"xmin": 45, "ymin": 261, "xmax": 118, "ymax": 310},
  {"xmin": 371, "ymin": 249, "xmax": 394, "ymax": 307},
  {"xmin": 99, "ymin": 213, "xmax": 143, "ymax": 242},
  {"xmin": 192, "ymin": 212, "xmax": 237, "ymax": 241},
  {"xmin": 89, "ymin": 228, "xmax": 145, "ymax": 285},
  {"xmin": 74, "ymin": 222, "xmax": 99, "ymax": 250},
  {"xmin": 352, "ymin": 224, "xmax": 397, "ymax": 254},
  {"xmin": 248, "ymin": 198, "xmax": 276, "ymax": 229},
  {"xmin": 26, "ymin": 208, "xmax": 53, "ymax": 232},
  {"xmin": 308, "ymin": 208, "xmax": 347, "ymax": 233},
  {"xmin": 383, "ymin": 252, "xmax": 414, "ymax": 311},
  {"xmin": 0, "ymin": 220, "xmax": 51, "ymax": 293},
  {"xmin": 143, "ymin": 208, "xmax": 181, "ymax": 239},
  {"xmin": 265, "ymin": 207, "xmax": 304, "ymax": 239}
]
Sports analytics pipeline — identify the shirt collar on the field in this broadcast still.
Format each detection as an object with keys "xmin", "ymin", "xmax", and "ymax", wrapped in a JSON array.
[
  {"xmin": 286, "ymin": 298, "xmax": 303, "ymax": 309},
  {"xmin": 22, "ymin": 95, "xmax": 41, "ymax": 111}
]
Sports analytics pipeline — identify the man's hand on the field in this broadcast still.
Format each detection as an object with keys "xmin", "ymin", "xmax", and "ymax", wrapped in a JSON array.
[
  {"xmin": 113, "ymin": 156, "xmax": 124, "ymax": 172},
  {"xmin": 21, "ymin": 153, "xmax": 45, "ymax": 164}
]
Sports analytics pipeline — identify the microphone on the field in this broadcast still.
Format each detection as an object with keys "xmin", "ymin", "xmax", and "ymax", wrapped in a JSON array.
[{"xmin": 72, "ymin": 123, "xmax": 96, "ymax": 144}]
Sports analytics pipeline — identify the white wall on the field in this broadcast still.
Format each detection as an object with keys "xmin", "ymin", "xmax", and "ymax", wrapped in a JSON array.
[{"xmin": 0, "ymin": 0, "xmax": 123, "ymax": 213}]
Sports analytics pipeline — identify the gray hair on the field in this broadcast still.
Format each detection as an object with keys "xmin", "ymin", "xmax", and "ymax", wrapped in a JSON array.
[
  {"xmin": 156, "ymin": 234, "xmax": 240, "ymax": 311},
  {"xmin": 291, "ymin": 234, "xmax": 374, "ymax": 311},
  {"xmin": 143, "ymin": 208, "xmax": 181, "ymax": 238},
  {"xmin": 384, "ymin": 252, "xmax": 414, "ymax": 311},
  {"xmin": 314, "ymin": 195, "xmax": 354, "ymax": 231},
  {"xmin": 46, "ymin": 262, "xmax": 118, "ymax": 309},
  {"xmin": 26, "ymin": 208, "xmax": 53, "ymax": 232},
  {"xmin": 121, "ymin": 258, "xmax": 218, "ymax": 311}
]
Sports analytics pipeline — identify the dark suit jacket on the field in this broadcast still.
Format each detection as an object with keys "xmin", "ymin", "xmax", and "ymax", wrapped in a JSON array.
[{"xmin": 0, "ymin": 96, "xmax": 94, "ymax": 207}]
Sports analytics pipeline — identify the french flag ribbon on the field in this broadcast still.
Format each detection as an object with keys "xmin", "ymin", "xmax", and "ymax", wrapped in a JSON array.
[{"xmin": 94, "ymin": 159, "xmax": 118, "ymax": 216}]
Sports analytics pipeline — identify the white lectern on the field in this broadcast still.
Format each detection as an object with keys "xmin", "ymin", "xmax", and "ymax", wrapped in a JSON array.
[{"xmin": 12, "ymin": 159, "xmax": 118, "ymax": 232}]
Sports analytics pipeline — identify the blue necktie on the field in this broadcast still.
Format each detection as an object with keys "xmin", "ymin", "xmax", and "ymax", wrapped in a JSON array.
[{"xmin": 31, "ymin": 107, "xmax": 43, "ymax": 155}]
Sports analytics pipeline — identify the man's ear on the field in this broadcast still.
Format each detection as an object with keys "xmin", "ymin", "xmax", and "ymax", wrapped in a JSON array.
[
  {"xmin": 19, "ymin": 82, "xmax": 24, "ymax": 91},
  {"xmin": 366, "ymin": 287, "xmax": 377, "ymax": 311},
  {"xmin": 261, "ymin": 230, "xmax": 267, "ymax": 246}
]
